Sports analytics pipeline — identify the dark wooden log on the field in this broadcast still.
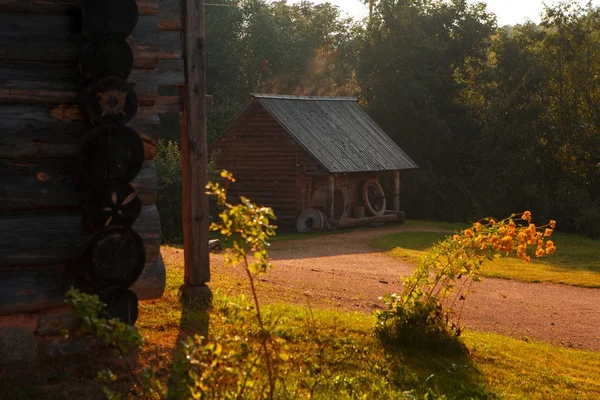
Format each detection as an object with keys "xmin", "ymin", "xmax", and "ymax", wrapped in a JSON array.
[
  {"xmin": 0, "ymin": 255, "xmax": 164, "ymax": 315},
  {"xmin": 0, "ymin": 13, "xmax": 159, "ymax": 68},
  {"xmin": 128, "ymin": 15, "xmax": 160, "ymax": 69},
  {"xmin": 100, "ymin": 287, "xmax": 139, "ymax": 325},
  {"xmin": 0, "ymin": 62, "xmax": 157, "ymax": 106},
  {"xmin": 80, "ymin": 77, "xmax": 139, "ymax": 125},
  {"xmin": 81, "ymin": 227, "xmax": 146, "ymax": 288},
  {"xmin": 159, "ymin": 30, "xmax": 181, "ymax": 60},
  {"xmin": 82, "ymin": 0, "xmax": 139, "ymax": 40},
  {"xmin": 0, "ymin": 205, "xmax": 161, "ymax": 267},
  {"xmin": 0, "ymin": 0, "xmax": 157, "ymax": 15},
  {"xmin": 0, "ymin": 159, "xmax": 156, "ymax": 211},
  {"xmin": 158, "ymin": 0, "xmax": 180, "ymax": 31},
  {"xmin": 157, "ymin": 59, "xmax": 184, "ymax": 86},
  {"xmin": 79, "ymin": 39, "xmax": 134, "ymax": 81},
  {"xmin": 0, "ymin": 105, "xmax": 159, "ymax": 160},
  {"xmin": 330, "ymin": 213, "xmax": 398, "ymax": 230},
  {"xmin": 130, "ymin": 253, "xmax": 165, "ymax": 300},
  {"xmin": 80, "ymin": 125, "xmax": 145, "ymax": 184},
  {"xmin": 82, "ymin": 182, "xmax": 142, "ymax": 231}
]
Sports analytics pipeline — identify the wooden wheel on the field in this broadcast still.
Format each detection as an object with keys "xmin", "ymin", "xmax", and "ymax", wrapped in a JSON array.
[
  {"xmin": 80, "ymin": 125, "xmax": 144, "ymax": 184},
  {"xmin": 79, "ymin": 39, "xmax": 134, "ymax": 81},
  {"xmin": 82, "ymin": 227, "xmax": 146, "ymax": 288},
  {"xmin": 83, "ymin": 182, "xmax": 142, "ymax": 231},
  {"xmin": 80, "ymin": 77, "xmax": 138, "ymax": 125},
  {"xmin": 362, "ymin": 178, "xmax": 386, "ymax": 217},
  {"xmin": 296, "ymin": 208, "xmax": 327, "ymax": 233},
  {"xmin": 82, "ymin": 0, "xmax": 139, "ymax": 40}
]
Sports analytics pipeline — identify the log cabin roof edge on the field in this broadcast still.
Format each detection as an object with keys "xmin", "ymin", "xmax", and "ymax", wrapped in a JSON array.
[{"xmin": 249, "ymin": 93, "xmax": 419, "ymax": 173}]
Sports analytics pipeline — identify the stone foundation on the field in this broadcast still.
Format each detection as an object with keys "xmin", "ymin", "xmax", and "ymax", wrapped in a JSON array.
[{"xmin": 0, "ymin": 306, "xmax": 90, "ymax": 363}]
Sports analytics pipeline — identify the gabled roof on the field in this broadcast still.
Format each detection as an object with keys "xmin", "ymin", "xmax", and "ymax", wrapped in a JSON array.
[{"xmin": 251, "ymin": 94, "xmax": 418, "ymax": 173}]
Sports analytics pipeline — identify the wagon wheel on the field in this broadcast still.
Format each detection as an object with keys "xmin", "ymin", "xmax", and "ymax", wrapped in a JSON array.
[
  {"xmin": 83, "ymin": 182, "xmax": 142, "ymax": 231},
  {"xmin": 81, "ymin": 227, "xmax": 146, "ymax": 289},
  {"xmin": 362, "ymin": 178, "xmax": 386, "ymax": 217},
  {"xmin": 296, "ymin": 208, "xmax": 327, "ymax": 233}
]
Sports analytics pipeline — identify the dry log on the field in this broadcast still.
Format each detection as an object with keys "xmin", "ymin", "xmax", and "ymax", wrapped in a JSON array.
[
  {"xmin": 81, "ymin": 0, "xmax": 139, "ymax": 40},
  {"xmin": 158, "ymin": 0, "xmax": 180, "ymax": 31},
  {"xmin": 157, "ymin": 59, "xmax": 184, "ymax": 86},
  {"xmin": 80, "ymin": 125, "xmax": 145, "ymax": 184},
  {"xmin": 0, "ymin": 61, "xmax": 156, "ymax": 106},
  {"xmin": 0, "ymin": 159, "xmax": 156, "ymax": 211},
  {"xmin": 0, "ymin": 204, "xmax": 161, "ymax": 267},
  {"xmin": 0, "ymin": 255, "xmax": 165, "ymax": 315},
  {"xmin": 0, "ymin": 105, "xmax": 159, "ymax": 160},
  {"xmin": 0, "ymin": 13, "xmax": 159, "ymax": 68},
  {"xmin": 158, "ymin": 30, "xmax": 181, "ymax": 60},
  {"xmin": 81, "ymin": 227, "xmax": 146, "ymax": 288},
  {"xmin": 82, "ymin": 182, "xmax": 142, "ymax": 231},
  {"xmin": 330, "ymin": 213, "xmax": 399, "ymax": 230},
  {"xmin": 79, "ymin": 39, "xmax": 134, "ymax": 81},
  {"xmin": 0, "ymin": 1, "xmax": 157, "ymax": 15}
]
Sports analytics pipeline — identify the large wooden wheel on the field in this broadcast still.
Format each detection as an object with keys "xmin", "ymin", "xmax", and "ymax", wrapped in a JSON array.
[
  {"xmin": 80, "ymin": 125, "xmax": 144, "ymax": 184},
  {"xmin": 362, "ymin": 178, "xmax": 386, "ymax": 217},
  {"xmin": 296, "ymin": 208, "xmax": 327, "ymax": 233},
  {"xmin": 82, "ymin": 182, "xmax": 142, "ymax": 231},
  {"xmin": 82, "ymin": 227, "xmax": 146, "ymax": 288},
  {"xmin": 82, "ymin": 0, "xmax": 139, "ymax": 40},
  {"xmin": 80, "ymin": 77, "xmax": 138, "ymax": 125},
  {"xmin": 79, "ymin": 39, "xmax": 134, "ymax": 81}
]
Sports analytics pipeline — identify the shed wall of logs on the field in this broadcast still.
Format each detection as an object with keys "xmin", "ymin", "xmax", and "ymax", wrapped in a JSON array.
[{"xmin": 0, "ymin": 0, "xmax": 185, "ymax": 361}]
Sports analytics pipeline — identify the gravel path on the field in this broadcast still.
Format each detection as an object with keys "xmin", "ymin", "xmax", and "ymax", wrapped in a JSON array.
[{"xmin": 211, "ymin": 224, "xmax": 600, "ymax": 351}]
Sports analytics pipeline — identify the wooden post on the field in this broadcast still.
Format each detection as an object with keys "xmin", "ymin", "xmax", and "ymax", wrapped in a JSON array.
[
  {"xmin": 393, "ymin": 170, "xmax": 400, "ymax": 214},
  {"xmin": 327, "ymin": 174, "xmax": 335, "ymax": 223},
  {"xmin": 180, "ymin": 0, "xmax": 211, "ymax": 304}
]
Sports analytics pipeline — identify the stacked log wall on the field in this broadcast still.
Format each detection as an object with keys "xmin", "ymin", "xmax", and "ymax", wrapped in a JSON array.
[
  {"xmin": 0, "ymin": 0, "xmax": 186, "ymax": 325},
  {"xmin": 212, "ymin": 103, "xmax": 305, "ymax": 230}
]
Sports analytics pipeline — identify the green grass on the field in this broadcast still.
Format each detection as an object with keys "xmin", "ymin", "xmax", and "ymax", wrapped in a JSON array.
[
  {"xmin": 134, "ymin": 248, "xmax": 600, "ymax": 399},
  {"xmin": 371, "ymin": 230, "xmax": 600, "ymax": 287}
]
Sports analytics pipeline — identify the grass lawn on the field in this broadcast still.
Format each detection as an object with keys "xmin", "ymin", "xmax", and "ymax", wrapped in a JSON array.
[
  {"xmin": 139, "ymin": 249, "xmax": 600, "ymax": 399},
  {"xmin": 3, "ymin": 244, "xmax": 600, "ymax": 399},
  {"xmin": 372, "ymin": 223, "xmax": 600, "ymax": 288}
]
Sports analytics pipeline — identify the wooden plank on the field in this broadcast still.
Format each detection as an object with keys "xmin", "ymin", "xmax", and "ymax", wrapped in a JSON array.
[
  {"xmin": 181, "ymin": 0, "xmax": 210, "ymax": 285},
  {"xmin": 0, "ymin": 205, "xmax": 161, "ymax": 267},
  {"xmin": 0, "ymin": 0, "xmax": 157, "ymax": 15},
  {"xmin": 0, "ymin": 105, "xmax": 160, "ymax": 160},
  {"xmin": 0, "ymin": 255, "xmax": 165, "ymax": 315}
]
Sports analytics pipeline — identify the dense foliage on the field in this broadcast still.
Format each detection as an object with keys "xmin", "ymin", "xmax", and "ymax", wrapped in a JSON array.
[{"xmin": 156, "ymin": 0, "xmax": 600, "ymax": 238}]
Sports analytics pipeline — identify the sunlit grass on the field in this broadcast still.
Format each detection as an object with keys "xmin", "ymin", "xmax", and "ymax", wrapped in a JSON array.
[
  {"xmin": 371, "ymin": 229, "xmax": 600, "ymax": 287},
  {"xmin": 136, "ymin": 247, "xmax": 600, "ymax": 399}
]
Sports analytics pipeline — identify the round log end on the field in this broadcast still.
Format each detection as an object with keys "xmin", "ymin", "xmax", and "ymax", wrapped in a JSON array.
[
  {"xmin": 80, "ymin": 77, "xmax": 138, "ymax": 125},
  {"xmin": 83, "ymin": 182, "xmax": 142, "ymax": 231},
  {"xmin": 82, "ymin": 0, "xmax": 139, "ymax": 39},
  {"xmin": 79, "ymin": 39, "xmax": 134, "ymax": 81}
]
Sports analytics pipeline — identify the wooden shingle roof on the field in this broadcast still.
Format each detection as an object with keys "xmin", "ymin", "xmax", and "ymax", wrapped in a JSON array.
[{"xmin": 251, "ymin": 94, "xmax": 418, "ymax": 173}]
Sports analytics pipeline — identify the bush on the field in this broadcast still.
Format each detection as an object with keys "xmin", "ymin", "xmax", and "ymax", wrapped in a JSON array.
[
  {"xmin": 154, "ymin": 140, "xmax": 218, "ymax": 243},
  {"xmin": 376, "ymin": 212, "xmax": 557, "ymax": 350}
]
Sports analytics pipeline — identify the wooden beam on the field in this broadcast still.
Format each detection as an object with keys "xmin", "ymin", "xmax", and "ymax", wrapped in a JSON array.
[
  {"xmin": 181, "ymin": 0, "xmax": 210, "ymax": 286},
  {"xmin": 327, "ymin": 174, "xmax": 335, "ymax": 223},
  {"xmin": 393, "ymin": 170, "xmax": 400, "ymax": 214}
]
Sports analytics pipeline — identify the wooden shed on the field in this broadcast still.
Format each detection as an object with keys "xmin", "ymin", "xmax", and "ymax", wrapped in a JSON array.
[
  {"xmin": 212, "ymin": 94, "xmax": 419, "ymax": 231},
  {"xmin": 0, "ymin": 0, "xmax": 201, "ymax": 362}
]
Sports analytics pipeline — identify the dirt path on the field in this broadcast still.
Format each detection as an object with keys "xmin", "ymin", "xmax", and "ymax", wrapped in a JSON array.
[{"xmin": 210, "ymin": 225, "xmax": 600, "ymax": 351}]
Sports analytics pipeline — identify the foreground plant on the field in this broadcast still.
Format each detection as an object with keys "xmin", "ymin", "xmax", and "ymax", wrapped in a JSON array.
[{"xmin": 376, "ymin": 211, "xmax": 557, "ymax": 348}]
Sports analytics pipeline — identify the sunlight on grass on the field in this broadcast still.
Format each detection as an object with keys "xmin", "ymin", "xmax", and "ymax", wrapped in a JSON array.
[
  {"xmin": 133, "ymin": 247, "xmax": 600, "ymax": 399},
  {"xmin": 372, "ymin": 231, "xmax": 600, "ymax": 288}
]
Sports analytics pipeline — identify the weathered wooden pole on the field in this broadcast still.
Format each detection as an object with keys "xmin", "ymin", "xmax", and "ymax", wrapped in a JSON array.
[
  {"xmin": 327, "ymin": 174, "xmax": 335, "ymax": 223},
  {"xmin": 393, "ymin": 170, "xmax": 400, "ymax": 214},
  {"xmin": 180, "ymin": 0, "xmax": 211, "ymax": 304}
]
